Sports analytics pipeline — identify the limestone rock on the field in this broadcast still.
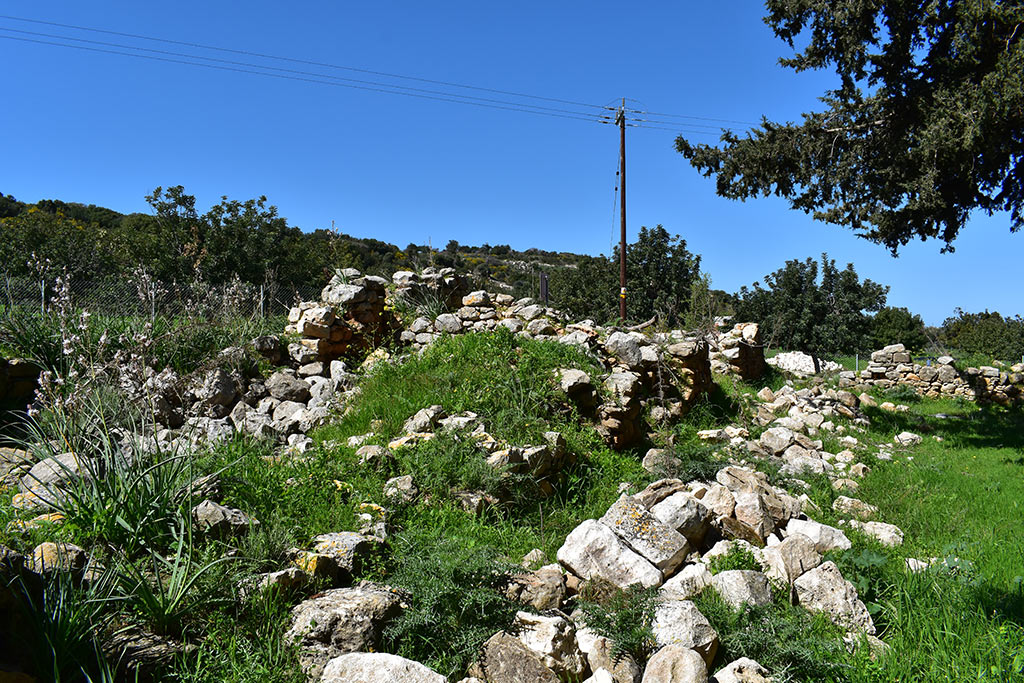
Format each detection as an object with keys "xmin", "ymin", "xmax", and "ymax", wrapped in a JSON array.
[
  {"xmin": 701, "ymin": 485, "xmax": 735, "ymax": 518},
  {"xmin": 192, "ymin": 499, "xmax": 257, "ymax": 538},
  {"xmin": 434, "ymin": 313, "xmax": 463, "ymax": 334},
  {"xmin": 844, "ymin": 520, "xmax": 904, "ymax": 547},
  {"xmin": 506, "ymin": 564, "xmax": 567, "ymax": 611},
  {"xmin": 469, "ymin": 631, "xmax": 559, "ymax": 683},
  {"xmin": 514, "ymin": 611, "xmax": 586, "ymax": 678},
  {"xmin": 384, "ymin": 475, "xmax": 418, "ymax": 504},
  {"xmin": 285, "ymin": 583, "xmax": 404, "ymax": 680},
  {"xmin": 794, "ymin": 561, "xmax": 875, "ymax": 634},
  {"xmin": 652, "ymin": 599, "xmax": 719, "ymax": 666},
  {"xmin": 403, "ymin": 405, "xmax": 445, "ymax": 434},
  {"xmin": 605, "ymin": 332, "xmax": 643, "ymax": 368},
  {"xmin": 29, "ymin": 541, "xmax": 87, "ymax": 575},
  {"xmin": 584, "ymin": 636, "xmax": 643, "ymax": 683},
  {"xmin": 635, "ymin": 479, "xmax": 688, "ymax": 509},
  {"xmin": 19, "ymin": 452, "xmax": 92, "ymax": 508},
  {"xmin": 759, "ymin": 533, "xmax": 821, "ymax": 583},
  {"xmin": 601, "ymin": 495, "xmax": 690, "ymax": 575},
  {"xmin": 641, "ymin": 645, "xmax": 708, "ymax": 683},
  {"xmin": 307, "ymin": 532, "xmax": 381, "ymax": 582},
  {"xmin": 894, "ymin": 431, "xmax": 923, "ymax": 446},
  {"xmin": 319, "ymin": 652, "xmax": 447, "ymax": 682},
  {"xmin": 784, "ymin": 519, "xmax": 851, "ymax": 553},
  {"xmin": 710, "ymin": 571, "xmax": 772, "ymax": 609},
  {"xmin": 758, "ymin": 427, "xmax": 795, "ymax": 455},
  {"xmin": 660, "ymin": 563, "xmax": 713, "ymax": 601},
  {"xmin": 557, "ymin": 520, "xmax": 662, "ymax": 589},
  {"xmin": 266, "ymin": 371, "xmax": 311, "ymax": 402},
  {"xmin": 832, "ymin": 496, "xmax": 878, "ymax": 521},
  {"xmin": 650, "ymin": 492, "xmax": 712, "ymax": 545},
  {"xmin": 643, "ymin": 448, "xmax": 683, "ymax": 475},
  {"xmin": 711, "ymin": 657, "xmax": 771, "ymax": 683}
]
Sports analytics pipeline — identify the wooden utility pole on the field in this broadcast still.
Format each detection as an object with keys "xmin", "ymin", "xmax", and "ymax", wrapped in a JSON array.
[{"xmin": 616, "ymin": 98, "xmax": 627, "ymax": 322}]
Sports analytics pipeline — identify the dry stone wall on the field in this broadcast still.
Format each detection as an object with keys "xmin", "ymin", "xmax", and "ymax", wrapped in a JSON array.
[
  {"xmin": 845, "ymin": 343, "xmax": 1024, "ymax": 406},
  {"xmin": 285, "ymin": 269, "xmax": 397, "ymax": 364},
  {"xmin": 710, "ymin": 323, "xmax": 766, "ymax": 380}
]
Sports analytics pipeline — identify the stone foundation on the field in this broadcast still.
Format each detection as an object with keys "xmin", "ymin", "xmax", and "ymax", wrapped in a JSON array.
[{"xmin": 842, "ymin": 344, "xmax": 1023, "ymax": 406}]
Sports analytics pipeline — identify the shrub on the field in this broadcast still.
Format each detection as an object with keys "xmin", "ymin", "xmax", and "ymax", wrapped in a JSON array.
[
  {"xmin": 880, "ymin": 383, "xmax": 922, "ymax": 404},
  {"xmin": 707, "ymin": 544, "xmax": 761, "ymax": 575},
  {"xmin": 576, "ymin": 582, "xmax": 659, "ymax": 665},
  {"xmin": 694, "ymin": 590, "xmax": 853, "ymax": 680},
  {"xmin": 382, "ymin": 533, "xmax": 520, "ymax": 678}
]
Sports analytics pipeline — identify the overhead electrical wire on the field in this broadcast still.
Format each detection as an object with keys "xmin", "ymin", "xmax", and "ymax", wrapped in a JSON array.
[
  {"xmin": 0, "ymin": 34, "xmax": 609, "ymax": 123},
  {"xmin": 0, "ymin": 13, "xmax": 612, "ymax": 112},
  {"xmin": 0, "ymin": 26, "xmax": 607, "ymax": 119},
  {"xmin": 0, "ymin": 14, "xmax": 754, "ymax": 133}
]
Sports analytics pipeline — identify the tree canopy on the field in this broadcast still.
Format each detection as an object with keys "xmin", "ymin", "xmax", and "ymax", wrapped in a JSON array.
[
  {"xmin": 871, "ymin": 306, "xmax": 928, "ymax": 352},
  {"xmin": 547, "ymin": 225, "xmax": 701, "ymax": 326},
  {"xmin": 734, "ymin": 253, "xmax": 888, "ymax": 358},
  {"xmin": 676, "ymin": 1, "xmax": 1024, "ymax": 252}
]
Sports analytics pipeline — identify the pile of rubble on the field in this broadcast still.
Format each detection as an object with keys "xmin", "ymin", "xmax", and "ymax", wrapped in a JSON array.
[
  {"xmin": 847, "ymin": 343, "xmax": 1023, "ymax": 406},
  {"xmin": 351, "ymin": 404, "xmax": 576, "ymax": 506},
  {"xmin": 767, "ymin": 351, "xmax": 843, "ymax": 376},
  {"xmin": 275, "ymin": 461, "xmax": 896, "ymax": 683}
]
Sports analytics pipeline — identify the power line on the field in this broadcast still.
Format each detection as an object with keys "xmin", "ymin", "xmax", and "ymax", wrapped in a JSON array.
[
  {"xmin": 626, "ymin": 108, "xmax": 758, "ymax": 126},
  {"xmin": 0, "ymin": 27, "xmax": 608, "ymax": 119},
  {"xmin": 0, "ymin": 13, "xmax": 612, "ymax": 112},
  {"xmin": 0, "ymin": 14, "xmax": 759, "ymax": 130},
  {"xmin": 0, "ymin": 34, "xmax": 609, "ymax": 123}
]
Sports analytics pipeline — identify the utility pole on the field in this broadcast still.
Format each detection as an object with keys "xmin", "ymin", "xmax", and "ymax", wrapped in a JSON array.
[{"xmin": 616, "ymin": 98, "xmax": 627, "ymax": 322}]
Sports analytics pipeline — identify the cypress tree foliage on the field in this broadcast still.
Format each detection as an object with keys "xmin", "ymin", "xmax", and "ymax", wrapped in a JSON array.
[
  {"xmin": 734, "ymin": 253, "xmax": 888, "ymax": 364},
  {"xmin": 677, "ymin": 1, "xmax": 1024, "ymax": 252},
  {"xmin": 871, "ymin": 306, "xmax": 928, "ymax": 352}
]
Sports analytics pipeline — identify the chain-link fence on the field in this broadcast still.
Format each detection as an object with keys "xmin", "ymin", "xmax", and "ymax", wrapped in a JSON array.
[{"xmin": 1, "ymin": 272, "xmax": 322, "ymax": 320}]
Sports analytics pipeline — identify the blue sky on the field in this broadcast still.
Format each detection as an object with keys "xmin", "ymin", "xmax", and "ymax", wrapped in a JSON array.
[{"xmin": 0, "ymin": 2, "xmax": 1018, "ymax": 325}]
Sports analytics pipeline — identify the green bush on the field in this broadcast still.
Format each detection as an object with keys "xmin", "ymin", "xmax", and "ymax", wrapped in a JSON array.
[
  {"xmin": 707, "ymin": 544, "xmax": 761, "ymax": 575},
  {"xmin": 576, "ymin": 582, "xmax": 659, "ymax": 665},
  {"xmin": 382, "ymin": 531, "xmax": 520, "ymax": 678},
  {"xmin": 694, "ymin": 590, "xmax": 854, "ymax": 680},
  {"xmin": 880, "ymin": 383, "xmax": 922, "ymax": 404}
]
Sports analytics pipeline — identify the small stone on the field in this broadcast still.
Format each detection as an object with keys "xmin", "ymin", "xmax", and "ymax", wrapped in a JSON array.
[
  {"xmin": 192, "ymin": 499, "xmax": 257, "ymax": 538},
  {"xmin": 711, "ymin": 657, "xmax": 771, "ymax": 683},
  {"xmin": 319, "ymin": 652, "xmax": 447, "ymax": 683}
]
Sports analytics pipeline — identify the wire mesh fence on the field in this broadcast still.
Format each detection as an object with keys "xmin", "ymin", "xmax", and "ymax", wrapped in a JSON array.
[{"xmin": 0, "ymin": 272, "xmax": 322, "ymax": 320}]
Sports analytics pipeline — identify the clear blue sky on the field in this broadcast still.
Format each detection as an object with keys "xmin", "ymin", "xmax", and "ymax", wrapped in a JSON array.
[{"xmin": 1, "ymin": 2, "xmax": 1019, "ymax": 325}]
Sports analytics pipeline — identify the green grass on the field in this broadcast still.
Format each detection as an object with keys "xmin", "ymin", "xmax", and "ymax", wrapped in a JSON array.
[{"xmin": 837, "ymin": 400, "xmax": 1024, "ymax": 681}]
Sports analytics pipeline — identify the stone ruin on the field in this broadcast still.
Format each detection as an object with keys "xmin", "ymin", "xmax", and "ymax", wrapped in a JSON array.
[
  {"xmin": 709, "ymin": 322, "xmax": 766, "ymax": 381},
  {"xmin": 843, "ymin": 343, "xmax": 1024, "ymax": 406}
]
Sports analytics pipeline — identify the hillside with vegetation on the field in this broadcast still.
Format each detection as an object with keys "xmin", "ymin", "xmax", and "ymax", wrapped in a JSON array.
[{"xmin": 0, "ymin": 262, "xmax": 1021, "ymax": 682}]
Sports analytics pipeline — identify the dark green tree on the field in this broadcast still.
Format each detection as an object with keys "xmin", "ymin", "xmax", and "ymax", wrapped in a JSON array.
[
  {"xmin": 677, "ymin": 1, "xmax": 1023, "ymax": 252},
  {"xmin": 941, "ymin": 309, "xmax": 1024, "ymax": 361},
  {"xmin": 870, "ymin": 306, "xmax": 927, "ymax": 352},
  {"xmin": 625, "ymin": 225, "xmax": 702, "ymax": 325},
  {"xmin": 547, "ymin": 226, "xmax": 701, "ymax": 326},
  {"xmin": 735, "ymin": 253, "xmax": 887, "ymax": 366}
]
